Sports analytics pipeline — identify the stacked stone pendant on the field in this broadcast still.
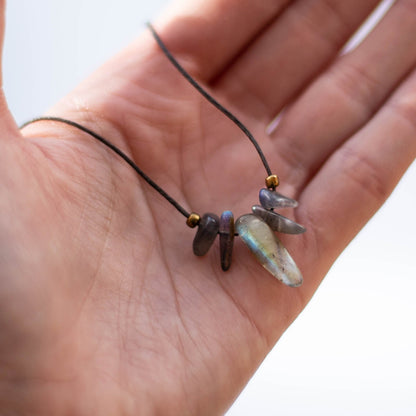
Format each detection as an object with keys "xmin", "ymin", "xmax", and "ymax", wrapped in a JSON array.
[{"xmin": 192, "ymin": 188, "xmax": 305, "ymax": 287}]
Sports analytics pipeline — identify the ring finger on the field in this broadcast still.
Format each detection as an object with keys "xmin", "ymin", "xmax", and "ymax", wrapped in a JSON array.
[{"xmin": 270, "ymin": 0, "xmax": 416, "ymax": 190}]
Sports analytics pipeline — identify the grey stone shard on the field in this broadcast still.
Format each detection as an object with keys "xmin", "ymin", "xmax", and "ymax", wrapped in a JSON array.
[
  {"xmin": 259, "ymin": 188, "xmax": 298, "ymax": 210},
  {"xmin": 252, "ymin": 205, "xmax": 306, "ymax": 234},
  {"xmin": 219, "ymin": 210, "xmax": 234, "ymax": 271},
  {"xmin": 193, "ymin": 213, "xmax": 220, "ymax": 257}
]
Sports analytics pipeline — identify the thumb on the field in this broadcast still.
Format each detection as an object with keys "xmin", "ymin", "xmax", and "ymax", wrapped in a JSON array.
[{"xmin": 0, "ymin": 0, "xmax": 20, "ymax": 137}]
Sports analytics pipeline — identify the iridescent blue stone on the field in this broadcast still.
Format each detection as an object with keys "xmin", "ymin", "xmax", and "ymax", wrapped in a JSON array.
[
  {"xmin": 259, "ymin": 188, "xmax": 298, "ymax": 209},
  {"xmin": 193, "ymin": 213, "xmax": 220, "ymax": 257},
  {"xmin": 252, "ymin": 205, "xmax": 306, "ymax": 234},
  {"xmin": 219, "ymin": 211, "xmax": 234, "ymax": 271},
  {"xmin": 235, "ymin": 214, "xmax": 303, "ymax": 287}
]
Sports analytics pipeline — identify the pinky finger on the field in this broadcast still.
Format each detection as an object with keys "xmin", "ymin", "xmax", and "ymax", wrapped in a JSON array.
[{"xmin": 299, "ymin": 67, "xmax": 416, "ymax": 281}]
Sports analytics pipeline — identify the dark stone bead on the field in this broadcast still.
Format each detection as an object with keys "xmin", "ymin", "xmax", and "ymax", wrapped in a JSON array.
[
  {"xmin": 259, "ymin": 188, "xmax": 298, "ymax": 210},
  {"xmin": 219, "ymin": 211, "xmax": 235, "ymax": 271},
  {"xmin": 252, "ymin": 205, "xmax": 306, "ymax": 234},
  {"xmin": 193, "ymin": 213, "xmax": 220, "ymax": 257}
]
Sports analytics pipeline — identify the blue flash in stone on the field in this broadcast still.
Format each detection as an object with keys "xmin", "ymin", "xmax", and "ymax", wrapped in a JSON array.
[{"xmin": 235, "ymin": 214, "xmax": 303, "ymax": 287}]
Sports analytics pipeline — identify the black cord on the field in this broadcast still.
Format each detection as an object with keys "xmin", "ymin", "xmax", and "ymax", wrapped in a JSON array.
[
  {"xmin": 20, "ymin": 116, "xmax": 191, "ymax": 219},
  {"xmin": 21, "ymin": 25, "xmax": 274, "ymax": 221},
  {"xmin": 147, "ymin": 23, "xmax": 273, "ymax": 177}
]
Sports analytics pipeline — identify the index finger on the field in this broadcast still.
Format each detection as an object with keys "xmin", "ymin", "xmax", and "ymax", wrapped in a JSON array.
[{"xmin": 154, "ymin": 0, "xmax": 292, "ymax": 81}]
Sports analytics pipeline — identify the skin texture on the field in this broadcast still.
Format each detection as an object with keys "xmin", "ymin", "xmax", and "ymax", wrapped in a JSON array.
[{"xmin": 1, "ymin": 0, "xmax": 416, "ymax": 414}]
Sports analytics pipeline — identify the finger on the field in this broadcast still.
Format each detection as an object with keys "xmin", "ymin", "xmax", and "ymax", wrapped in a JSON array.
[
  {"xmin": 298, "ymin": 67, "xmax": 416, "ymax": 287},
  {"xmin": 0, "ymin": 0, "xmax": 19, "ymax": 136},
  {"xmin": 270, "ymin": 1, "xmax": 416, "ymax": 191},
  {"xmin": 214, "ymin": 0, "xmax": 381, "ymax": 120},
  {"xmin": 154, "ymin": 0, "xmax": 292, "ymax": 81},
  {"xmin": 0, "ymin": 0, "xmax": 4, "ymax": 87}
]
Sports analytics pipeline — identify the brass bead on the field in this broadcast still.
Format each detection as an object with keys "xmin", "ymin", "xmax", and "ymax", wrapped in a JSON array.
[
  {"xmin": 265, "ymin": 174, "xmax": 279, "ymax": 189},
  {"xmin": 186, "ymin": 212, "xmax": 201, "ymax": 228}
]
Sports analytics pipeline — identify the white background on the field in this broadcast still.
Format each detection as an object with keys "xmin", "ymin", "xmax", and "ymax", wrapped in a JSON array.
[{"xmin": 4, "ymin": 1, "xmax": 415, "ymax": 415}]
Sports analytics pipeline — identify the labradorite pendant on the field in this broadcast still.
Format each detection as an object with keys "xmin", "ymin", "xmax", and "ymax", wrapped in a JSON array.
[
  {"xmin": 235, "ymin": 214, "xmax": 303, "ymax": 287},
  {"xmin": 190, "ymin": 187, "xmax": 305, "ymax": 287}
]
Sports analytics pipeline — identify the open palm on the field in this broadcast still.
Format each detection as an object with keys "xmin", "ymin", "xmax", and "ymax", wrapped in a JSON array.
[{"xmin": 1, "ymin": 0, "xmax": 416, "ymax": 414}]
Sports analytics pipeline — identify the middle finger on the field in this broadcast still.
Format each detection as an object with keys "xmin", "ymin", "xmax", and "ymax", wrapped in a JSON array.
[{"xmin": 214, "ymin": 0, "xmax": 380, "ymax": 120}]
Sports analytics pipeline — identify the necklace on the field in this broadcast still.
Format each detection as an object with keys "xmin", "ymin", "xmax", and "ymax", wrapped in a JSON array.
[{"xmin": 21, "ymin": 23, "xmax": 306, "ymax": 287}]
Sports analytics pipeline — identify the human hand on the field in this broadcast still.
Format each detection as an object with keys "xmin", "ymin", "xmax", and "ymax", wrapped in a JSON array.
[{"xmin": 1, "ymin": 0, "xmax": 416, "ymax": 414}]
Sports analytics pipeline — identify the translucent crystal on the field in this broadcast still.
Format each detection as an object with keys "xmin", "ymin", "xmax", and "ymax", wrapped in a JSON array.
[
  {"xmin": 193, "ymin": 213, "xmax": 220, "ymax": 256},
  {"xmin": 235, "ymin": 214, "xmax": 303, "ymax": 287},
  {"xmin": 259, "ymin": 188, "xmax": 298, "ymax": 209},
  {"xmin": 219, "ymin": 211, "xmax": 235, "ymax": 271},
  {"xmin": 252, "ymin": 205, "xmax": 306, "ymax": 234}
]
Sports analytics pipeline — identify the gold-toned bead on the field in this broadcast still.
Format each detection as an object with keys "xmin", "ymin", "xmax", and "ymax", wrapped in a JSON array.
[
  {"xmin": 265, "ymin": 174, "xmax": 279, "ymax": 189},
  {"xmin": 186, "ymin": 212, "xmax": 201, "ymax": 228}
]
